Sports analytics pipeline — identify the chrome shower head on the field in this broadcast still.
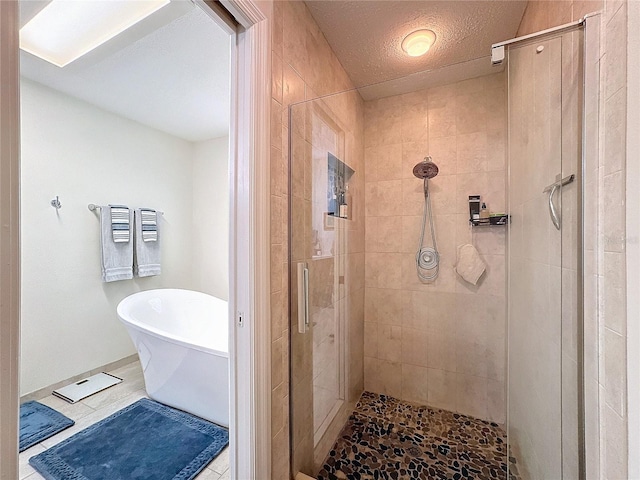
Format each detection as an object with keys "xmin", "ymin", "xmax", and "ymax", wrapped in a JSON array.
[{"xmin": 413, "ymin": 156, "xmax": 439, "ymax": 180}]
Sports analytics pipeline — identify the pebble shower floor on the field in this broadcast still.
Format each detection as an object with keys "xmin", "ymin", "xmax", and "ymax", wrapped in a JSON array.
[{"xmin": 317, "ymin": 392, "xmax": 521, "ymax": 480}]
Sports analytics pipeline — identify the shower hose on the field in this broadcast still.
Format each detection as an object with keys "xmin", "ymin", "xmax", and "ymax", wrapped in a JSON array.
[{"xmin": 416, "ymin": 178, "xmax": 439, "ymax": 281}]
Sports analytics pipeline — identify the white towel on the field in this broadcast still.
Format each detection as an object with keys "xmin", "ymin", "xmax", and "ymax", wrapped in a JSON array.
[
  {"xmin": 134, "ymin": 208, "xmax": 161, "ymax": 277},
  {"xmin": 100, "ymin": 206, "xmax": 133, "ymax": 282},
  {"xmin": 454, "ymin": 244, "xmax": 486, "ymax": 285}
]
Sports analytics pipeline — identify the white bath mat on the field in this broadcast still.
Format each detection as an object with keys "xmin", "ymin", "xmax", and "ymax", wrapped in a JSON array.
[{"xmin": 52, "ymin": 372, "xmax": 122, "ymax": 403}]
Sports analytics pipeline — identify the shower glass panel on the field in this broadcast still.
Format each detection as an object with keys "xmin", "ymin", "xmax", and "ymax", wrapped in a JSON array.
[
  {"xmin": 506, "ymin": 26, "xmax": 583, "ymax": 480},
  {"xmin": 289, "ymin": 91, "xmax": 365, "ymax": 476}
]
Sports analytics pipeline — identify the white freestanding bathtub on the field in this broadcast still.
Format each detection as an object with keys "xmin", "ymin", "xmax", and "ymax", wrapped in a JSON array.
[{"xmin": 117, "ymin": 289, "xmax": 229, "ymax": 427}]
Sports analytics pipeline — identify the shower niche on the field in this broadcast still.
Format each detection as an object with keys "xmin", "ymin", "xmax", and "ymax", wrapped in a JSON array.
[{"xmin": 327, "ymin": 153, "xmax": 354, "ymax": 220}]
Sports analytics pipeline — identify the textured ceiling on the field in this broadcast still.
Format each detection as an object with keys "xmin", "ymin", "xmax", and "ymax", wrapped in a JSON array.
[
  {"xmin": 305, "ymin": 0, "xmax": 527, "ymax": 96},
  {"xmin": 19, "ymin": 1, "xmax": 230, "ymax": 142}
]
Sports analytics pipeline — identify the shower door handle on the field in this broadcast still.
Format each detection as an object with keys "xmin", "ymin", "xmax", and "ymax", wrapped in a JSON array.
[
  {"xmin": 297, "ymin": 262, "xmax": 310, "ymax": 334},
  {"xmin": 548, "ymin": 184, "xmax": 561, "ymax": 230},
  {"xmin": 543, "ymin": 174, "xmax": 575, "ymax": 231}
]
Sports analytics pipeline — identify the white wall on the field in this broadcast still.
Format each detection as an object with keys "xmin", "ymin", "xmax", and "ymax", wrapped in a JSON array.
[
  {"xmin": 20, "ymin": 79, "xmax": 196, "ymax": 395},
  {"xmin": 192, "ymin": 137, "xmax": 229, "ymax": 300}
]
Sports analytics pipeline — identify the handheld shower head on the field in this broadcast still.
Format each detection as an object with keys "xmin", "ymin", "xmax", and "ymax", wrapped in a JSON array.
[{"xmin": 413, "ymin": 156, "xmax": 439, "ymax": 180}]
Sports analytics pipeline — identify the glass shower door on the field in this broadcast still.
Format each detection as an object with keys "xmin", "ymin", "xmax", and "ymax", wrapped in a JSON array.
[
  {"xmin": 507, "ymin": 27, "xmax": 583, "ymax": 480},
  {"xmin": 289, "ymin": 92, "xmax": 364, "ymax": 476}
]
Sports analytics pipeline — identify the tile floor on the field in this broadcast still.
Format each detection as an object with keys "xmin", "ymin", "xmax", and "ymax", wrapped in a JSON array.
[
  {"xmin": 19, "ymin": 361, "xmax": 229, "ymax": 480},
  {"xmin": 317, "ymin": 391, "xmax": 521, "ymax": 480}
]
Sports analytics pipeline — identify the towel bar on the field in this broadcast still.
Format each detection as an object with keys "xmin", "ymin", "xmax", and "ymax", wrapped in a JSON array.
[{"xmin": 87, "ymin": 204, "xmax": 164, "ymax": 215}]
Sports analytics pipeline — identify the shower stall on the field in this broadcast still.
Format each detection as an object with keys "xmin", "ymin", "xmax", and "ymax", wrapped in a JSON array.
[{"xmin": 288, "ymin": 15, "xmax": 599, "ymax": 479}]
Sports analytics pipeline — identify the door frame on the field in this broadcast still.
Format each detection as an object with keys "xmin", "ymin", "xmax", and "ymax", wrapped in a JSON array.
[{"xmin": 0, "ymin": 1, "xmax": 272, "ymax": 478}]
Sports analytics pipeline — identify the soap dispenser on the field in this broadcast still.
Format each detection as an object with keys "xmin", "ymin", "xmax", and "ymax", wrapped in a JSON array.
[{"xmin": 479, "ymin": 202, "xmax": 490, "ymax": 224}]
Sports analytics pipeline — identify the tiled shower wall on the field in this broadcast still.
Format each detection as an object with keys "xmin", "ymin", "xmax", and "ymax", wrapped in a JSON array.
[
  {"xmin": 363, "ymin": 73, "xmax": 507, "ymax": 424},
  {"xmin": 518, "ymin": 1, "xmax": 628, "ymax": 478},
  {"xmin": 269, "ymin": 2, "xmax": 364, "ymax": 478}
]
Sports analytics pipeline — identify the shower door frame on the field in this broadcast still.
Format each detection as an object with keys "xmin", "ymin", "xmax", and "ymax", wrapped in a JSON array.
[{"xmin": 0, "ymin": 1, "xmax": 273, "ymax": 478}]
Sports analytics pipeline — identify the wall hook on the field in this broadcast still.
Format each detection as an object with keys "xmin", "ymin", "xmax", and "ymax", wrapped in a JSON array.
[{"xmin": 50, "ymin": 196, "xmax": 62, "ymax": 210}]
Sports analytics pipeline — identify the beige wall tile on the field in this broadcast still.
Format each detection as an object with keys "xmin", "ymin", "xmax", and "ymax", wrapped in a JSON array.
[
  {"xmin": 270, "ymin": 145, "xmax": 283, "ymax": 196},
  {"xmin": 378, "ymin": 106, "xmax": 404, "ymax": 147},
  {"xmin": 365, "ymin": 287, "xmax": 403, "ymax": 325},
  {"xmin": 427, "ymin": 83, "xmax": 456, "ymax": 108},
  {"xmin": 428, "ymin": 136, "xmax": 456, "ymax": 176},
  {"xmin": 270, "ymin": 243, "xmax": 284, "ymax": 293},
  {"xmin": 428, "ymin": 96, "xmax": 456, "ymax": 139},
  {"xmin": 487, "ymin": 380, "xmax": 506, "ymax": 424},
  {"xmin": 364, "ymin": 357, "xmax": 402, "ymax": 398},
  {"xmin": 365, "ymin": 180, "xmax": 402, "ymax": 217},
  {"xmin": 282, "ymin": 1, "xmax": 308, "ymax": 82},
  {"xmin": 272, "ymin": 422, "xmax": 290, "ymax": 480},
  {"xmin": 270, "ymin": 194, "xmax": 284, "ymax": 244},
  {"xmin": 401, "ymin": 364, "xmax": 429, "ymax": 404},
  {"xmin": 364, "ymin": 322, "xmax": 378, "ymax": 358},
  {"xmin": 454, "ymin": 77, "xmax": 486, "ymax": 96},
  {"xmin": 401, "ymin": 215, "xmax": 422, "ymax": 254},
  {"xmin": 602, "ymin": 170, "xmax": 625, "ymax": 252},
  {"xmin": 400, "ymin": 88, "xmax": 429, "ymax": 106},
  {"xmin": 401, "ymin": 102, "xmax": 429, "ymax": 143},
  {"xmin": 377, "ymin": 324, "xmax": 402, "ymax": 363},
  {"xmin": 455, "ymin": 337, "xmax": 488, "ymax": 378},
  {"xmin": 427, "ymin": 292, "xmax": 457, "ymax": 335},
  {"xmin": 429, "ymin": 177, "xmax": 457, "ymax": 216},
  {"xmin": 372, "ymin": 144, "xmax": 403, "ymax": 182},
  {"xmin": 603, "ymin": 252, "xmax": 626, "ymax": 334},
  {"xmin": 272, "ymin": 52, "xmax": 283, "ymax": 104},
  {"xmin": 401, "ymin": 178, "xmax": 427, "ymax": 216},
  {"xmin": 271, "ymin": 98, "xmax": 282, "ymax": 148},
  {"xmin": 456, "ymin": 132, "xmax": 487, "ymax": 174},
  {"xmin": 427, "ymin": 368, "xmax": 457, "ymax": 412},
  {"xmin": 604, "ymin": 6, "xmax": 627, "ymax": 100},
  {"xmin": 603, "ymin": 87, "xmax": 627, "ymax": 175},
  {"xmin": 365, "ymin": 252, "xmax": 403, "ymax": 289},
  {"xmin": 365, "ymin": 216, "xmax": 403, "ymax": 253},
  {"xmin": 401, "ymin": 290, "xmax": 430, "ymax": 331},
  {"xmin": 473, "ymin": 228, "xmax": 506, "ymax": 256},
  {"xmin": 401, "ymin": 327, "xmax": 429, "ymax": 367},
  {"xmin": 271, "ymin": 291, "xmax": 284, "ymax": 340},
  {"xmin": 272, "ymin": 382, "xmax": 287, "ymax": 434},
  {"xmin": 604, "ymin": 404, "xmax": 628, "ymax": 480},
  {"xmin": 485, "ymin": 131, "xmax": 506, "ymax": 172},
  {"xmin": 455, "ymin": 92, "xmax": 486, "ymax": 135},
  {"xmin": 427, "ymin": 333, "xmax": 456, "ymax": 372},
  {"xmin": 604, "ymin": 328, "xmax": 626, "ymax": 417},
  {"xmin": 272, "ymin": 0, "xmax": 284, "ymax": 57},
  {"xmin": 272, "ymin": 336, "xmax": 285, "ymax": 387},
  {"xmin": 455, "ymin": 373, "xmax": 487, "ymax": 419}
]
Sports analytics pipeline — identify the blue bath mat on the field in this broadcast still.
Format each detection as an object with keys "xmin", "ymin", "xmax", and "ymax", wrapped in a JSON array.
[
  {"xmin": 20, "ymin": 401, "xmax": 75, "ymax": 452},
  {"xmin": 29, "ymin": 398, "xmax": 228, "ymax": 480}
]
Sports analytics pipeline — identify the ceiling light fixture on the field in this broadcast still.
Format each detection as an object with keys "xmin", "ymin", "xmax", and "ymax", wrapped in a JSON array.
[
  {"xmin": 401, "ymin": 29, "xmax": 436, "ymax": 57},
  {"xmin": 20, "ymin": 0, "xmax": 170, "ymax": 68}
]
